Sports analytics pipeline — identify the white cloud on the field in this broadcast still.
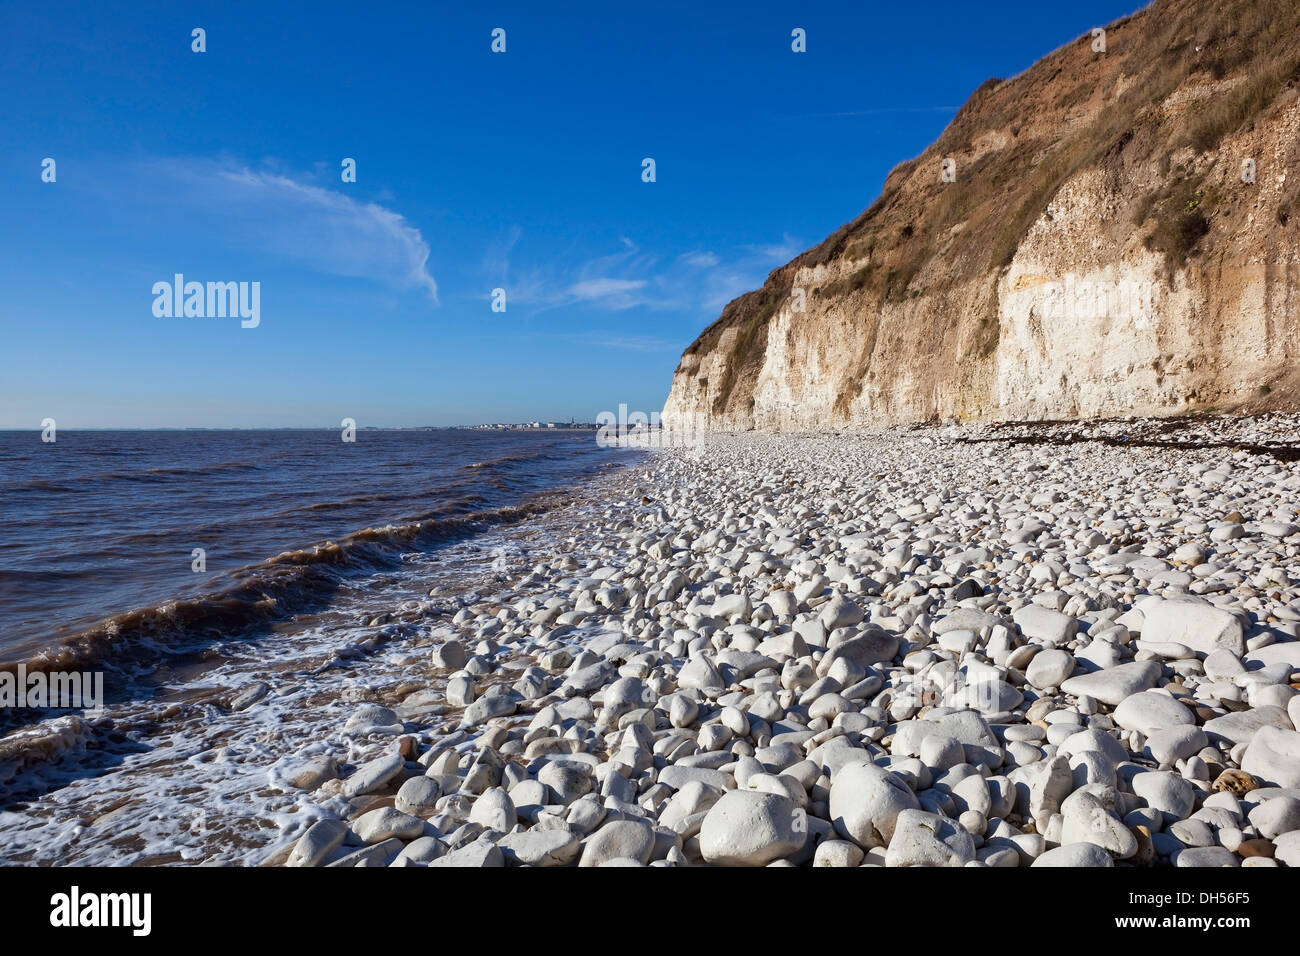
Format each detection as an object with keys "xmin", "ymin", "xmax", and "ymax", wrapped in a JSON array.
[
  {"xmin": 485, "ymin": 233, "xmax": 803, "ymax": 318},
  {"xmin": 142, "ymin": 158, "xmax": 439, "ymax": 301},
  {"xmin": 747, "ymin": 233, "xmax": 802, "ymax": 263},
  {"xmin": 570, "ymin": 278, "xmax": 647, "ymax": 297},
  {"xmin": 778, "ymin": 106, "xmax": 961, "ymax": 121},
  {"xmin": 678, "ymin": 250, "xmax": 720, "ymax": 268},
  {"xmin": 568, "ymin": 278, "xmax": 650, "ymax": 310},
  {"xmin": 573, "ymin": 332, "xmax": 679, "ymax": 351},
  {"xmin": 483, "ymin": 224, "xmax": 523, "ymax": 277}
]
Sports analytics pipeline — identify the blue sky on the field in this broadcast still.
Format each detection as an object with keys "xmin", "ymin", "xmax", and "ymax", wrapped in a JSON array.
[{"xmin": 1, "ymin": 0, "xmax": 1144, "ymax": 427}]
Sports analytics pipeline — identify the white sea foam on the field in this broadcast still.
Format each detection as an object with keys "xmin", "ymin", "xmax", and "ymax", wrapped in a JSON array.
[{"xmin": 0, "ymin": 499, "xmax": 594, "ymax": 865}]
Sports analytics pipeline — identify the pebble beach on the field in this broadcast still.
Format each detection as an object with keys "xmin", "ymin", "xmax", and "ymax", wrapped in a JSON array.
[
  {"xmin": 265, "ymin": 415, "xmax": 1300, "ymax": 868},
  {"xmin": 8, "ymin": 417, "xmax": 1300, "ymax": 868}
]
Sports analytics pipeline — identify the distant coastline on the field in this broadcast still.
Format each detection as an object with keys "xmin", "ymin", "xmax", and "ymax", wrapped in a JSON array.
[{"xmin": 0, "ymin": 424, "xmax": 605, "ymax": 432}]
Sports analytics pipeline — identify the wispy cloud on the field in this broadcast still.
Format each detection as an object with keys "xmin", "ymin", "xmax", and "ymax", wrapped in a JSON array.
[
  {"xmin": 569, "ymin": 278, "xmax": 649, "ymax": 308},
  {"xmin": 747, "ymin": 234, "xmax": 802, "ymax": 263},
  {"xmin": 678, "ymin": 250, "xmax": 720, "ymax": 268},
  {"xmin": 572, "ymin": 332, "xmax": 680, "ymax": 351},
  {"xmin": 502, "ymin": 235, "xmax": 800, "ymax": 316},
  {"xmin": 483, "ymin": 224, "xmax": 523, "ymax": 279},
  {"xmin": 132, "ymin": 158, "xmax": 439, "ymax": 301},
  {"xmin": 780, "ymin": 106, "xmax": 961, "ymax": 120}
]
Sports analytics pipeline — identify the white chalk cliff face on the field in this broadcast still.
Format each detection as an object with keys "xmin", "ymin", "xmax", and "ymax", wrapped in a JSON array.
[
  {"xmin": 993, "ymin": 157, "xmax": 1300, "ymax": 422},
  {"xmin": 663, "ymin": 0, "xmax": 1300, "ymax": 431}
]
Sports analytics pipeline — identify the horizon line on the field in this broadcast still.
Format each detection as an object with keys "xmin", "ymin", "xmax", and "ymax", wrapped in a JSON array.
[{"xmin": 0, "ymin": 424, "xmax": 605, "ymax": 432}]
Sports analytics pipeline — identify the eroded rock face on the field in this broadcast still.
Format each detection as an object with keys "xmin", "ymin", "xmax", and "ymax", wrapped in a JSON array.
[
  {"xmin": 666, "ymin": 190, "xmax": 1300, "ymax": 433},
  {"xmin": 662, "ymin": 4, "xmax": 1300, "ymax": 433}
]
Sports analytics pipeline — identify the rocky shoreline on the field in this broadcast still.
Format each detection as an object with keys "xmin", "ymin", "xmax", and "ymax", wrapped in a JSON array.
[{"xmin": 273, "ymin": 418, "xmax": 1300, "ymax": 867}]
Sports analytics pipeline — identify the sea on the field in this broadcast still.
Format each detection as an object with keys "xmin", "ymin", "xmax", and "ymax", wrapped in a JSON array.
[{"xmin": 0, "ymin": 427, "xmax": 639, "ymax": 863}]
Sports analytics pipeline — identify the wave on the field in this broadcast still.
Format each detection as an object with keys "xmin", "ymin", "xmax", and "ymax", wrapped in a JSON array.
[
  {"xmin": 0, "ymin": 568, "xmax": 99, "ymax": 582},
  {"xmin": 6, "ymin": 462, "xmax": 262, "ymax": 492},
  {"xmin": 1, "ymin": 494, "xmax": 568, "ymax": 675},
  {"xmin": 0, "ymin": 716, "xmax": 92, "ymax": 786},
  {"xmin": 296, "ymin": 493, "xmax": 406, "ymax": 512},
  {"xmin": 462, "ymin": 451, "xmax": 557, "ymax": 470},
  {"xmin": 4, "ymin": 480, "xmax": 80, "ymax": 493},
  {"xmin": 283, "ymin": 489, "xmax": 492, "ymax": 521},
  {"xmin": 144, "ymin": 461, "xmax": 261, "ymax": 477}
]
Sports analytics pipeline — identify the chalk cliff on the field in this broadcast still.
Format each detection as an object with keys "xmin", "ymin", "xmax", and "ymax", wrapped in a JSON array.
[{"xmin": 663, "ymin": 0, "xmax": 1300, "ymax": 430}]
